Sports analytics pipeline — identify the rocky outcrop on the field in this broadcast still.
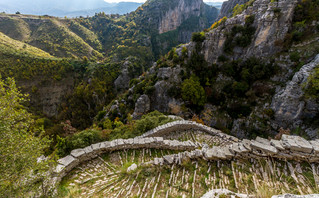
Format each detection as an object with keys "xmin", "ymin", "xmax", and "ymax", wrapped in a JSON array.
[
  {"xmin": 218, "ymin": 0, "xmax": 250, "ymax": 19},
  {"xmin": 192, "ymin": 0, "xmax": 298, "ymax": 64},
  {"xmin": 132, "ymin": 94, "xmax": 151, "ymax": 119},
  {"xmin": 114, "ymin": 60, "xmax": 131, "ymax": 91},
  {"xmin": 271, "ymin": 54, "xmax": 319, "ymax": 137}
]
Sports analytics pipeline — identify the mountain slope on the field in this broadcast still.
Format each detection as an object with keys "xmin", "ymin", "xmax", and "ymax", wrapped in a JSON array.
[
  {"xmin": 103, "ymin": 0, "xmax": 319, "ymax": 139},
  {"xmin": 0, "ymin": 31, "xmax": 52, "ymax": 58}
]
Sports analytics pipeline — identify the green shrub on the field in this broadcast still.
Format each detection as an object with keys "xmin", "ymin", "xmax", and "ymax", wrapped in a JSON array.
[
  {"xmin": 290, "ymin": 52, "xmax": 300, "ymax": 62},
  {"xmin": 191, "ymin": 32, "xmax": 206, "ymax": 43},
  {"xmin": 181, "ymin": 76, "xmax": 206, "ymax": 106},
  {"xmin": 56, "ymin": 129, "xmax": 103, "ymax": 157},
  {"xmin": 274, "ymin": 8, "xmax": 281, "ymax": 14},
  {"xmin": 223, "ymin": 16, "xmax": 256, "ymax": 54},
  {"xmin": 305, "ymin": 65, "xmax": 319, "ymax": 99}
]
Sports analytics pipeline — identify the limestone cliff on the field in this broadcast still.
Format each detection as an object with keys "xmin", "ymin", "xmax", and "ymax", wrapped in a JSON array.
[
  {"xmin": 158, "ymin": 0, "xmax": 203, "ymax": 34},
  {"xmin": 139, "ymin": 0, "xmax": 219, "ymax": 57},
  {"xmin": 197, "ymin": 0, "xmax": 298, "ymax": 64},
  {"xmin": 18, "ymin": 76, "xmax": 74, "ymax": 117},
  {"xmin": 218, "ymin": 0, "xmax": 250, "ymax": 19}
]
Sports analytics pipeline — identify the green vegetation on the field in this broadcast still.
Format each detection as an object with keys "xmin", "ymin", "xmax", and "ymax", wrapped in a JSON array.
[
  {"xmin": 0, "ymin": 32, "xmax": 52, "ymax": 58},
  {"xmin": 0, "ymin": 77, "xmax": 50, "ymax": 197},
  {"xmin": 191, "ymin": 32, "xmax": 206, "ymax": 43},
  {"xmin": 56, "ymin": 111, "xmax": 174, "ymax": 157},
  {"xmin": 232, "ymin": 0, "xmax": 255, "ymax": 17},
  {"xmin": 277, "ymin": 0, "xmax": 319, "ymax": 48},
  {"xmin": 305, "ymin": 65, "xmax": 319, "ymax": 99},
  {"xmin": 181, "ymin": 76, "xmax": 206, "ymax": 107},
  {"xmin": 224, "ymin": 15, "xmax": 256, "ymax": 54}
]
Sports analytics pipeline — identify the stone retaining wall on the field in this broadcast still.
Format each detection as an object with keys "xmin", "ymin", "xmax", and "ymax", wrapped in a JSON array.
[
  {"xmin": 149, "ymin": 135, "xmax": 319, "ymax": 166},
  {"xmin": 54, "ymin": 137, "xmax": 199, "ymax": 179},
  {"xmin": 139, "ymin": 120, "xmax": 239, "ymax": 142}
]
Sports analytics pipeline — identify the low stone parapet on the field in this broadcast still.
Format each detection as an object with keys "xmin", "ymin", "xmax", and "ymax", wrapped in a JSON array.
[
  {"xmin": 149, "ymin": 134, "xmax": 319, "ymax": 165},
  {"xmin": 54, "ymin": 137, "xmax": 199, "ymax": 179},
  {"xmin": 138, "ymin": 120, "xmax": 239, "ymax": 142}
]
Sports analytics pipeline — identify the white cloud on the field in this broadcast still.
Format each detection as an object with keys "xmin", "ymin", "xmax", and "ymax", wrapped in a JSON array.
[{"xmin": 104, "ymin": 0, "xmax": 226, "ymax": 3}]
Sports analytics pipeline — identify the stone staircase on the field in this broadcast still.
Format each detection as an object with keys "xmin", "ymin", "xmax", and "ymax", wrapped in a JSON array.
[{"xmin": 50, "ymin": 121, "xmax": 319, "ymax": 197}]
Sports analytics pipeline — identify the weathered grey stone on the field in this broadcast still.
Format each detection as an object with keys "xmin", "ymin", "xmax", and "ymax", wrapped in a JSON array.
[
  {"xmin": 270, "ymin": 139, "xmax": 285, "ymax": 150},
  {"xmin": 83, "ymin": 145, "xmax": 93, "ymax": 154},
  {"xmin": 91, "ymin": 143, "xmax": 101, "ymax": 152},
  {"xmin": 204, "ymin": 147, "xmax": 227, "ymax": 160},
  {"xmin": 242, "ymin": 139, "xmax": 252, "ymax": 151},
  {"xmin": 282, "ymin": 135, "xmax": 313, "ymax": 153},
  {"xmin": 101, "ymin": 141, "xmax": 111, "ymax": 151},
  {"xmin": 70, "ymin": 149, "xmax": 86, "ymax": 159},
  {"xmin": 127, "ymin": 163, "xmax": 138, "ymax": 172},
  {"xmin": 221, "ymin": 146, "xmax": 234, "ymax": 159},
  {"xmin": 310, "ymin": 141, "xmax": 319, "ymax": 155},
  {"xmin": 132, "ymin": 94, "xmax": 151, "ymax": 119},
  {"xmin": 201, "ymin": 188, "xmax": 249, "ymax": 198},
  {"xmin": 256, "ymin": 137, "xmax": 271, "ymax": 145},
  {"xmin": 55, "ymin": 164, "xmax": 65, "ymax": 174},
  {"xmin": 231, "ymin": 143, "xmax": 250, "ymax": 154},
  {"xmin": 58, "ymin": 155, "xmax": 79, "ymax": 172},
  {"xmin": 271, "ymin": 54, "xmax": 319, "ymax": 128},
  {"xmin": 251, "ymin": 140, "xmax": 278, "ymax": 155},
  {"xmin": 163, "ymin": 155, "xmax": 175, "ymax": 164}
]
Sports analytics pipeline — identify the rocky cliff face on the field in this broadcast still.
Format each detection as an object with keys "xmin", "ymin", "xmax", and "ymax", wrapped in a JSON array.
[
  {"xmin": 158, "ymin": 0, "xmax": 202, "ymax": 34},
  {"xmin": 271, "ymin": 54, "xmax": 319, "ymax": 138},
  {"xmin": 197, "ymin": 0, "xmax": 298, "ymax": 64},
  {"xmin": 141, "ymin": 0, "xmax": 219, "ymax": 45},
  {"xmin": 18, "ymin": 76, "xmax": 74, "ymax": 117},
  {"xmin": 218, "ymin": 0, "xmax": 250, "ymax": 19}
]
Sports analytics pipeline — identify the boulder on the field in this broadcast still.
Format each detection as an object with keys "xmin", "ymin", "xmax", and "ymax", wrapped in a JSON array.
[
  {"xmin": 132, "ymin": 94, "xmax": 150, "ymax": 119},
  {"xmin": 127, "ymin": 163, "xmax": 138, "ymax": 172}
]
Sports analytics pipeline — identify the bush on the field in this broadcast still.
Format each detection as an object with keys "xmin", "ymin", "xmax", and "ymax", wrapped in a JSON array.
[
  {"xmin": 305, "ymin": 65, "xmax": 319, "ymax": 98},
  {"xmin": 223, "ymin": 16, "xmax": 256, "ymax": 54},
  {"xmin": 181, "ymin": 76, "xmax": 206, "ymax": 106},
  {"xmin": 56, "ymin": 129, "xmax": 103, "ymax": 157},
  {"xmin": 191, "ymin": 32, "xmax": 206, "ymax": 43}
]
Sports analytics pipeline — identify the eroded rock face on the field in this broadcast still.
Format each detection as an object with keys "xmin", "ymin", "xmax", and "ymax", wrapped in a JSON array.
[
  {"xmin": 132, "ymin": 94, "xmax": 151, "ymax": 119},
  {"xmin": 218, "ymin": 0, "xmax": 250, "ymax": 19},
  {"xmin": 18, "ymin": 75, "xmax": 74, "ymax": 117},
  {"xmin": 114, "ymin": 60, "xmax": 134, "ymax": 91},
  {"xmin": 158, "ymin": 0, "xmax": 217, "ymax": 35},
  {"xmin": 196, "ymin": 0, "xmax": 298, "ymax": 64},
  {"xmin": 159, "ymin": 0, "xmax": 201, "ymax": 34},
  {"xmin": 271, "ymin": 54, "xmax": 319, "ymax": 130}
]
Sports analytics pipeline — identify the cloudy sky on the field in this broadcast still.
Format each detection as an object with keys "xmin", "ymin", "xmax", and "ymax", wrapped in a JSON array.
[{"xmin": 104, "ymin": 0, "xmax": 225, "ymax": 3}]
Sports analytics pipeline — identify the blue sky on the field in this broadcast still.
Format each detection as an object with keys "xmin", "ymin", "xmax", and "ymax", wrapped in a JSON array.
[{"xmin": 104, "ymin": 0, "xmax": 226, "ymax": 3}]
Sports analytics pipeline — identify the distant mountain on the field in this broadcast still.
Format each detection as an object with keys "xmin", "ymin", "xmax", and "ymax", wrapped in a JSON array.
[
  {"xmin": 0, "ymin": 0, "xmax": 142, "ymax": 17},
  {"xmin": 205, "ymin": 2, "xmax": 224, "ymax": 9}
]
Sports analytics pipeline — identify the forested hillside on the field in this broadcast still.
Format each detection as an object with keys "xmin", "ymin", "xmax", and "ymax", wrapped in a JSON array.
[{"xmin": 0, "ymin": 0, "xmax": 219, "ymax": 155}]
